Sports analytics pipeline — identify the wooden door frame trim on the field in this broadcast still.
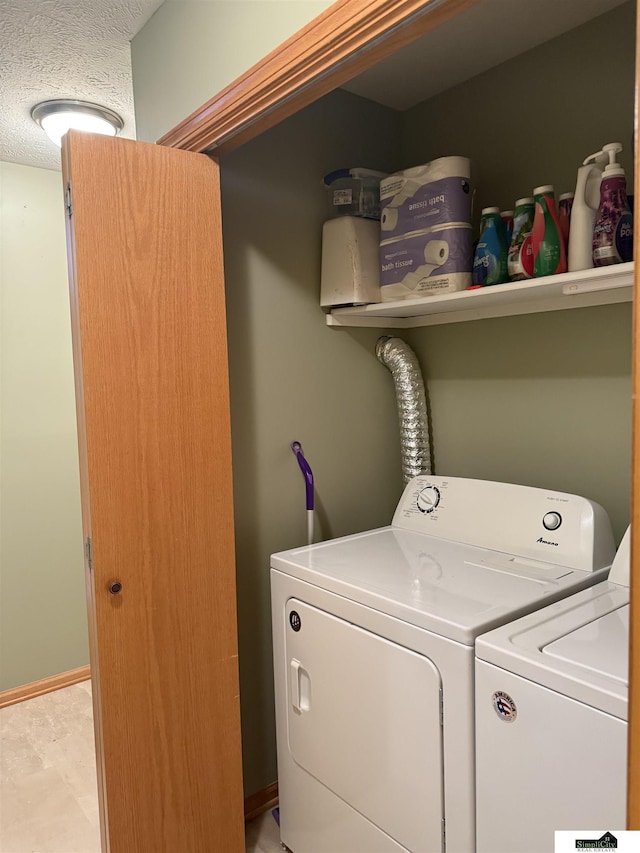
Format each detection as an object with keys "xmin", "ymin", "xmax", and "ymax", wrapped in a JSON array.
[
  {"xmin": 158, "ymin": 0, "xmax": 479, "ymax": 156},
  {"xmin": 244, "ymin": 782, "xmax": 278, "ymax": 822},
  {"xmin": 627, "ymin": 1, "xmax": 640, "ymax": 827},
  {"xmin": 0, "ymin": 665, "xmax": 91, "ymax": 710}
]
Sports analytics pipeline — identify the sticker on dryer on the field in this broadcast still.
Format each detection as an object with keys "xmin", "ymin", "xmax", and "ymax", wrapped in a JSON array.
[
  {"xmin": 492, "ymin": 691, "xmax": 517, "ymax": 722},
  {"xmin": 289, "ymin": 611, "xmax": 301, "ymax": 632}
]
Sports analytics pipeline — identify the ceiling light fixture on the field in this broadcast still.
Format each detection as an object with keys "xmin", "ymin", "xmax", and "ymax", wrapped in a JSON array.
[{"xmin": 31, "ymin": 99, "xmax": 124, "ymax": 147}]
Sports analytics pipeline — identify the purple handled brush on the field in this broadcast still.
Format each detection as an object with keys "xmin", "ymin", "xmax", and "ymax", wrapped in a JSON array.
[{"xmin": 291, "ymin": 441, "xmax": 314, "ymax": 545}]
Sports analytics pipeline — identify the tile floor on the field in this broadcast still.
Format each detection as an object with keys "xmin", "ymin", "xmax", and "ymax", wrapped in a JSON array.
[
  {"xmin": 0, "ymin": 682, "xmax": 282, "ymax": 853},
  {"xmin": 244, "ymin": 810, "xmax": 283, "ymax": 853}
]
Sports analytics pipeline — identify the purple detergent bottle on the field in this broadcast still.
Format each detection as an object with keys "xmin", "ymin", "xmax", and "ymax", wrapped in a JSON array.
[{"xmin": 592, "ymin": 142, "xmax": 633, "ymax": 266}]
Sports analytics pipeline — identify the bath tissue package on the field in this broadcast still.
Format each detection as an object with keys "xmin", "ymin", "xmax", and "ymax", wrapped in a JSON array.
[{"xmin": 379, "ymin": 156, "xmax": 473, "ymax": 301}]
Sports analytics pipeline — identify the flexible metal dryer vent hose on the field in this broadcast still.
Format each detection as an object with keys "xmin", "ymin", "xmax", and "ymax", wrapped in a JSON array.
[{"xmin": 376, "ymin": 336, "xmax": 432, "ymax": 484}]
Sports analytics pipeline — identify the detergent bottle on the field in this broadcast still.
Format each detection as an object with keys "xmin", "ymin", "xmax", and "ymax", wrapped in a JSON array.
[
  {"xmin": 500, "ymin": 210, "xmax": 514, "ymax": 246},
  {"xmin": 507, "ymin": 197, "xmax": 535, "ymax": 281},
  {"xmin": 472, "ymin": 207, "xmax": 508, "ymax": 286},
  {"xmin": 532, "ymin": 186, "xmax": 566, "ymax": 277},
  {"xmin": 592, "ymin": 142, "xmax": 633, "ymax": 266},
  {"xmin": 567, "ymin": 148, "xmax": 608, "ymax": 271}
]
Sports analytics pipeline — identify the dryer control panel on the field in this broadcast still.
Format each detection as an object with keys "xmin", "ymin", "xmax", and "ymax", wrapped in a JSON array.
[{"xmin": 392, "ymin": 476, "xmax": 615, "ymax": 572}]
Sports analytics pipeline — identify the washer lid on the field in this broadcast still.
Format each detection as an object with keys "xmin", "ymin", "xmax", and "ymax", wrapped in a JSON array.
[
  {"xmin": 476, "ymin": 582, "xmax": 629, "ymax": 718},
  {"xmin": 609, "ymin": 525, "xmax": 631, "ymax": 586},
  {"xmin": 271, "ymin": 527, "xmax": 609, "ymax": 645},
  {"xmin": 543, "ymin": 607, "xmax": 629, "ymax": 683}
]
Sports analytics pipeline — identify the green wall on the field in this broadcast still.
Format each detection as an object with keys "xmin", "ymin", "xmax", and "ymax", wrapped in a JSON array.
[
  {"xmin": 221, "ymin": 88, "xmax": 403, "ymax": 795},
  {"xmin": 0, "ymin": 162, "xmax": 87, "ymax": 691},
  {"xmin": 401, "ymin": 1, "xmax": 635, "ymax": 542},
  {"xmin": 131, "ymin": 0, "xmax": 334, "ymax": 144},
  {"xmin": 404, "ymin": 306, "xmax": 632, "ymax": 543},
  {"xmin": 401, "ymin": 2, "xmax": 636, "ymax": 227}
]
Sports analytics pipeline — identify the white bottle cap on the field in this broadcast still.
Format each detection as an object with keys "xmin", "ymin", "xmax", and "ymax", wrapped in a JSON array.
[
  {"xmin": 481, "ymin": 206, "xmax": 500, "ymax": 214},
  {"xmin": 515, "ymin": 197, "xmax": 534, "ymax": 207},
  {"xmin": 533, "ymin": 185, "xmax": 554, "ymax": 195},
  {"xmin": 603, "ymin": 142, "xmax": 623, "ymax": 156},
  {"xmin": 500, "ymin": 210, "xmax": 514, "ymax": 217},
  {"xmin": 602, "ymin": 142, "xmax": 625, "ymax": 178},
  {"xmin": 559, "ymin": 192, "xmax": 575, "ymax": 201}
]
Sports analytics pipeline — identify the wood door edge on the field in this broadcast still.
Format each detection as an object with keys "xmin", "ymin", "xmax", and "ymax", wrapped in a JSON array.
[
  {"xmin": 158, "ymin": 0, "xmax": 479, "ymax": 155},
  {"xmin": 627, "ymin": 0, "xmax": 640, "ymax": 827},
  {"xmin": 62, "ymin": 132, "xmax": 111, "ymax": 853},
  {"xmin": 244, "ymin": 781, "xmax": 278, "ymax": 822},
  {"xmin": 0, "ymin": 665, "xmax": 91, "ymax": 710}
]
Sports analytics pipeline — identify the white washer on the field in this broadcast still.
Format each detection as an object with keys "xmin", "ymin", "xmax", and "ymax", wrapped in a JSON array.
[
  {"xmin": 475, "ymin": 527, "xmax": 630, "ymax": 853},
  {"xmin": 271, "ymin": 476, "xmax": 615, "ymax": 853}
]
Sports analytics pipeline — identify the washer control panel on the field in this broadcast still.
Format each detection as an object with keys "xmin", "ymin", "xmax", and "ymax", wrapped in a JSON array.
[{"xmin": 391, "ymin": 475, "xmax": 614, "ymax": 571}]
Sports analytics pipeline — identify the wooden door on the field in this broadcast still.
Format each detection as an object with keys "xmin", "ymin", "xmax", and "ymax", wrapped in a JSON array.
[{"xmin": 62, "ymin": 132, "xmax": 244, "ymax": 853}]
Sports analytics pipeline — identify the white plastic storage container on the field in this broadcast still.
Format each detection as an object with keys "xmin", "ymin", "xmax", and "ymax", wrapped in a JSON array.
[{"xmin": 324, "ymin": 168, "xmax": 388, "ymax": 220}]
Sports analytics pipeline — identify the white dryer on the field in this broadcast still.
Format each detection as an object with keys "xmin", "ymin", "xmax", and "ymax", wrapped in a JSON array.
[
  {"xmin": 271, "ymin": 476, "xmax": 615, "ymax": 853},
  {"xmin": 475, "ymin": 527, "xmax": 630, "ymax": 853}
]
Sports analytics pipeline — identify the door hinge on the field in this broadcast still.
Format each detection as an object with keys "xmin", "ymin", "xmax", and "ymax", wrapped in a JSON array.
[
  {"xmin": 85, "ymin": 537, "xmax": 93, "ymax": 571},
  {"xmin": 439, "ymin": 687, "xmax": 444, "ymax": 726},
  {"xmin": 65, "ymin": 183, "xmax": 73, "ymax": 217},
  {"xmin": 442, "ymin": 817, "xmax": 446, "ymax": 851}
]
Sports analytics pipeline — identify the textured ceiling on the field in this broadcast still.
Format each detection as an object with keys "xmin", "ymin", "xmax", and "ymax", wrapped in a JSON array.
[{"xmin": 0, "ymin": 0, "xmax": 165, "ymax": 171}]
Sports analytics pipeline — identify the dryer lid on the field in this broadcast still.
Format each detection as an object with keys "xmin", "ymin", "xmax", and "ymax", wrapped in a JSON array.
[{"xmin": 271, "ymin": 527, "xmax": 609, "ymax": 645}]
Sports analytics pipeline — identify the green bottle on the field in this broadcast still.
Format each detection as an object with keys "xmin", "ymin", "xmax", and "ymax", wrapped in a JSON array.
[{"xmin": 531, "ymin": 185, "xmax": 567, "ymax": 277}]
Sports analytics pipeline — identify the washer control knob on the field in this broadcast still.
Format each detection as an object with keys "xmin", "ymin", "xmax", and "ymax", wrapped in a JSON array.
[
  {"xmin": 542, "ymin": 512, "xmax": 562, "ymax": 531},
  {"xmin": 417, "ymin": 485, "xmax": 440, "ymax": 514}
]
